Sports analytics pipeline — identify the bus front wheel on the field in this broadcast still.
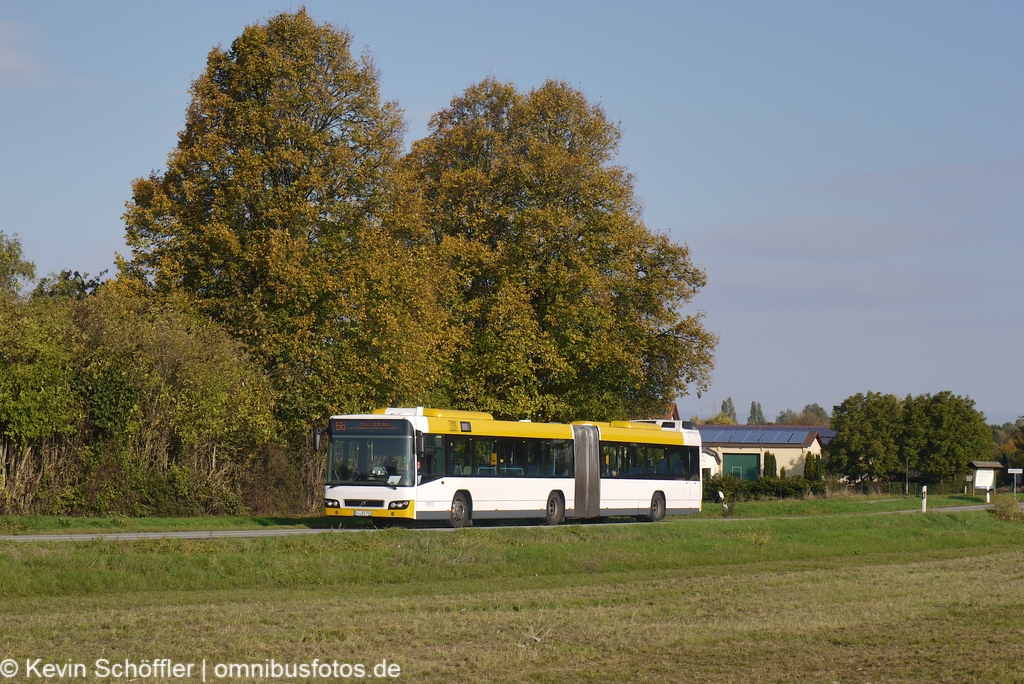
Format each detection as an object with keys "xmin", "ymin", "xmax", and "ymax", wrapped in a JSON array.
[
  {"xmin": 449, "ymin": 492, "xmax": 472, "ymax": 528},
  {"xmin": 545, "ymin": 492, "xmax": 564, "ymax": 526}
]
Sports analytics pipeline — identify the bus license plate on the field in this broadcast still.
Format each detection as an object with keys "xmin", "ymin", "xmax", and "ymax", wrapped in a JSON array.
[{"xmin": 353, "ymin": 510, "xmax": 372, "ymax": 517}]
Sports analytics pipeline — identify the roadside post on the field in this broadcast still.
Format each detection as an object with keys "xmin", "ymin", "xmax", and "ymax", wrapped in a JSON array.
[
  {"xmin": 921, "ymin": 485, "xmax": 927, "ymax": 513},
  {"xmin": 1009, "ymin": 468, "xmax": 1022, "ymax": 497}
]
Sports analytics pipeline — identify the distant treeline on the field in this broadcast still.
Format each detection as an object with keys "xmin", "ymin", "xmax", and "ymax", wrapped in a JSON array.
[{"xmin": 0, "ymin": 11, "xmax": 715, "ymax": 515}]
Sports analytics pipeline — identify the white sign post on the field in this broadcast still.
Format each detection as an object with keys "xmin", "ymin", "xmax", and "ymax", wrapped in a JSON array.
[
  {"xmin": 1010, "ymin": 468, "xmax": 1022, "ymax": 496},
  {"xmin": 921, "ymin": 485, "xmax": 927, "ymax": 513}
]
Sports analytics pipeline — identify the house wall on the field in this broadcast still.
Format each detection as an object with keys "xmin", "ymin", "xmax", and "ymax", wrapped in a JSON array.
[
  {"xmin": 706, "ymin": 440, "xmax": 821, "ymax": 478},
  {"xmin": 701, "ymin": 451, "xmax": 721, "ymax": 478}
]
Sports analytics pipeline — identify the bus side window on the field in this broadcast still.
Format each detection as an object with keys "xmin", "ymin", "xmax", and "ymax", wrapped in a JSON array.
[
  {"xmin": 499, "ymin": 438, "xmax": 526, "ymax": 477},
  {"xmin": 667, "ymin": 446, "xmax": 685, "ymax": 478},
  {"xmin": 447, "ymin": 436, "xmax": 467, "ymax": 476},
  {"xmin": 688, "ymin": 446, "xmax": 701, "ymax": 480},
  {"xmin": 626, "ymin": 444, "xmax": 642, "ymax": 477},
  {"xmin": 551, "ymin": 440, "xmax": 574, "ymax": 477},
  {"xmin": 420, "ymin": 434, "xmax": 444, "ymax": 481},
  {"xmin": 648, "ymin": 446, "xmax": 667, "ymax": 475},
  {"xmin": 600, "ymin": 443, "xmax": 615, "ymax": 478},
  {"xmin": 526, "ymin": 439, "xmax": 545, "ymax": 477},
  {"xmin": 473, "ymin": 438, "xmax": 496, "ymax": 476}
]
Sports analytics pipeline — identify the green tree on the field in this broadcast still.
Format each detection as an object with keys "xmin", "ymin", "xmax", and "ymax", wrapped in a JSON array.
[
  {"xmin": 122, "ymin": 10, "xmax": 448, "ymax": 440},
  {"xmin": 747, "ymin": 400, "xmax": 765, "ymax": 424},
  {"xmin": 32, "ymin": 270, "xmax": 107, "ymax": 300},
  {"xmin": 990, "ymin": 420, "xmax": 1023, "ymax": 467},
  {"xmin": 775, "ymin": 408, "xmax": 798, "ymax": 424},
  {"xmin": 405, "ymin": 78, "xmax": 715, "ymax": 421},
  {"xmin": 762, "ymin": 451, "xmax": 777, "ymax": 478},
  {"xmin": 800, "ymin": 403, "xmax": 830, "ymax": 424},
  {"xmin": 776, "ymin": 403, "xmax": 830, "ymax": 425},
  {"xmin": 0, "ymin": 296, "xmax": 82, "ymax": 513},
  {"xmin": 803, "ymin": 452, "xmax": 821, "ymax": 481},
  {"xmin": 901, "ymin": 392, "xmax": 989, "ymax": 482},
  {"xmin": 0, "ymin": 231, "xmax": 35, "ymax": 298},
  {"xmin": 721, "ymin": 397, "xmax": 736, "ymax": 423},
  {"xmin": 824, "ymin": 392, "xmax": 904, "ymax": 483},
  {"xmin": 702, "ymin": 411, "xmax": 737, "ymax": 425}
]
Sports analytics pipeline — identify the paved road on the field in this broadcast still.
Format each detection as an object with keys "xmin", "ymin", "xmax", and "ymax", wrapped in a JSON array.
[
  {"xmin": 0, "ymin": 503, "xmax": 1002, "ymax": 542},
  {"xmin": 0, "ymin": 527, "xmax": 356, "ymax": 542}
]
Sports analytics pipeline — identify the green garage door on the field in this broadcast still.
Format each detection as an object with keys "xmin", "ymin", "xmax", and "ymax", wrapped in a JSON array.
[{"xmin": 723, "ymin": 453, "xmax": 760, "ymax": 481}]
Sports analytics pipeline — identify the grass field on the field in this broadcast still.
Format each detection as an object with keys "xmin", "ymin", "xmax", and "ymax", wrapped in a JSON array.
[{"xmin": 2, "ymin": 506, "xmax": 1023, "ymax": 682}]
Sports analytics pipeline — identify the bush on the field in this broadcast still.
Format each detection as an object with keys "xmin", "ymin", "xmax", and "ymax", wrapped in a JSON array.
[
  {"xmin": 993, "ymin": 494, "xmax": 1023, "ymax": 523},
  {"xmin": 703, "ymin": 473, "xmax": 827, "ymax": 502}
]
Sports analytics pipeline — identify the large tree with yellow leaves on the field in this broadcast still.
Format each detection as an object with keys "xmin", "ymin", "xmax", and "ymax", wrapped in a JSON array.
[
  {"xmin": 406, "ymin": 79, "xmax": 716, "ymax": 421},
  {"xmin": 123, "ymin": 11, "xmax": 450, "ymax": 439}
]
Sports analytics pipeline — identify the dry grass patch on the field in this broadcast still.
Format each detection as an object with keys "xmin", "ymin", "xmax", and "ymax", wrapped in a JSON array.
[
  {"xmin": 3, "ymin": 553, "xmax": 1023, "ymax": 682},
  {"xmin": 2, "ymin": 514, "xmax": 1024, "ymax": 682}
]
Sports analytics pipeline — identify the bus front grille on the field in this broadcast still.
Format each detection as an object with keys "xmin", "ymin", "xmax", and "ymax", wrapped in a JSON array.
[{"xmin": 344, "ymin": 499, "xmax": 384, "ymax": 508}]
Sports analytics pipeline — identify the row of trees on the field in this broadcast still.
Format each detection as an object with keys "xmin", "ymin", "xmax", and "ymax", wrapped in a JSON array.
[
  {"xmin": 0, "ymin": 11, "xmax": 716, "ymax": 514},
  {"xmin": 824, "ymin": 391, "xmax": 990, "ymax": 483},
  {"xmin": 124, "ymin": 10, "xmax": 715, "ymax": 434},
  {"xmin": 699, "ymin": 398, "xmax": 830, "ymax": 425}
]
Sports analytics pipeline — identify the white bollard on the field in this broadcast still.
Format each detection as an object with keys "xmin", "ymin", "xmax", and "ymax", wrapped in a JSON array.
[{"xmin": 921, "ymin": 485, "xmax": 927, "ymax": 513}]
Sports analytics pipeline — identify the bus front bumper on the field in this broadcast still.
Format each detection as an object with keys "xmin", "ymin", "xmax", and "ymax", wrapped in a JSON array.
[{"xmin": 325, "ymin": 502, "xmax": 416, "ymax": 520}]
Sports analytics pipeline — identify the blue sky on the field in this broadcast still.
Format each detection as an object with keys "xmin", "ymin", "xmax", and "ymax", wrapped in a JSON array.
[{"xmin": 1, "ymin": 1, "xmax": 1021, "ymax": 423}]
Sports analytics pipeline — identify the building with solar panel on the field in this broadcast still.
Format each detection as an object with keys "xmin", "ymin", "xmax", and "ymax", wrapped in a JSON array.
[{"xmin": 697, "ymin": 425, "xmax": 835, "ymax": 480}]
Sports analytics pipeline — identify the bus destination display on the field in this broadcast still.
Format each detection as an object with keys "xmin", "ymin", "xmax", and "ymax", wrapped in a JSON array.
[{"xmin": 332, "ymin": 419, "xmax": 410, "ymax": 434}]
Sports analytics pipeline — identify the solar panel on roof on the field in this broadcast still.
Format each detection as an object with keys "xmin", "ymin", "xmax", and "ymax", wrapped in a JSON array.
[{"xmin": 702, "ymin": 428, "xmax": 726, "ymax": 442}]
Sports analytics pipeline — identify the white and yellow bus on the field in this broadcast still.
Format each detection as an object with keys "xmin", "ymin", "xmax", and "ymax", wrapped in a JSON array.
[{"xmin": 322, "ymin": 407, "xmax": 702, "ymax": 526}]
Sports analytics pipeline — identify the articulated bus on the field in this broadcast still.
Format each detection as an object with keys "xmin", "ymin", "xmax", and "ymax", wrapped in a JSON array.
[{"xmin": 322, "ymin": 407, "xmax": 702, "ymax": 527}]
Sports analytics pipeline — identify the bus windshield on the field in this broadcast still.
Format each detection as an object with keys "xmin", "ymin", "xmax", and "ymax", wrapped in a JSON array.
[{"xmin": 328, "ymin": 435, "xmax": 415, "ymax": 487}]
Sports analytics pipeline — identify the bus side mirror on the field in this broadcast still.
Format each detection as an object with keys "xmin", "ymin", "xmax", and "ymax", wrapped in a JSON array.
[
  {"xmin": 415, "ymin": 431, "xmax": 424, "ymax": 457},
  {"xmin": 313, "ymin": 426, "xmax": 328, "ymax": 451}
]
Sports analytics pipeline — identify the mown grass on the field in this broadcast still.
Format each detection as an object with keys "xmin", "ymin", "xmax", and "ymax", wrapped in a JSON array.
[
  {"xmin": 692, "ymin": 492, "xmax": 987, "ymax": 518},
  {"xmin": 2, "ymin": 511, "xmax": 1023, "ymax": 682}
]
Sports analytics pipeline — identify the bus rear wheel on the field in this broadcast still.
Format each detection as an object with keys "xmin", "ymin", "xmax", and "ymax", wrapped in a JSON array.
[
  {"xmin": 449, "ymin": 492, "xmax": 472, "ymax": 528},
  {"xmin": 545, "ymin": 492, "xmax": 564, "ymax": 526},
  {"xmin": 646, "ymin": 492, "xmax": 666, "ymax": 522}
]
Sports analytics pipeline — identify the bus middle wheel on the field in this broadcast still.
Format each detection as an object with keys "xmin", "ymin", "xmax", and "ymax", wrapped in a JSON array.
[
  {"xmin": 648, "ymin": 492, "xmax": 666, "ymax": 522},
  {"xmin": 545, "ymin": 492, "xmax": 564, "ymax": 526}
]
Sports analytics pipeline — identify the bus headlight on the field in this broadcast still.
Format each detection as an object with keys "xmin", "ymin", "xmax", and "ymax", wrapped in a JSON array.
[
  {"xmin": 388, "ymin": 500, "xmax": 410, "ymax": 510},
  {"xmin": 325, "ymin": 498, "xmax": 340, "ymax": 508}
]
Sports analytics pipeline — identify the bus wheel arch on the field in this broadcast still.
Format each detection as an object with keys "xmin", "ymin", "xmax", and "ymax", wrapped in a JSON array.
[
  {"xmin": 449, "ymin": 491, "xmax": 473, "ymax": 528},
  {"xmin": 544, "ymin": 491, "xmax": 565, "ymax": 526}
]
